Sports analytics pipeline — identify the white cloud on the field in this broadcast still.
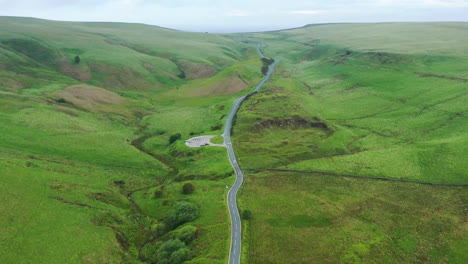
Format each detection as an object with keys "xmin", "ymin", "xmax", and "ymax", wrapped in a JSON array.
[
  {"xmin": 225, "ymin": 10, "xmax": 252, "ymax": 17},
  {"xmin": 422, "ymin": 0, "xmax": 468, "ymax": 7},
  {"xmin": 289, "ymin": 10, "xmax": 321, "ymax": 15},
  {"xmin": 371, "ymin": 0, "xmax": 468, "ymax": 7}
]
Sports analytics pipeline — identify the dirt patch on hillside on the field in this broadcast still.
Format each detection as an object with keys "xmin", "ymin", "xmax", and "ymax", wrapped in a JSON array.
[
  {"xmin": 192, "ymin": 74, "xmax": 249, "ymax": 96},
  {"xmin": 255, "ymin": 116, "xmax": 332, "ymax": 134},
  {"xmin": 178, "ymin": 60, "xmax": 217, "ymax": 80},
  {"xmin": 59, "ymin": 61, "xmax": 91, "ymax": 82},
  {"xmin": 54, "ymin": 85, "xmax": 129, "ymax": 112},
  {"xmin": 88, "ymin": 62, "xmax": 153, "ymax": 90}
]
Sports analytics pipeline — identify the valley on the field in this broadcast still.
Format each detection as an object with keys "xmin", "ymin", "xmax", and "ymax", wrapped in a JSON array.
[{"xmin": 0, "ymin": 18, "xmax": 467, "ymax": 264}]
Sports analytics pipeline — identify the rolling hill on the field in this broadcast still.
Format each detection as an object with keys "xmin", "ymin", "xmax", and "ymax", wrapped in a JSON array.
[
  {"xmin": 0, "ymin": 16, "xmax": 261, "ymax": 264},
  {"xmin": 233, "ymin": 22, "xmax": 468, "ymax": 263}
]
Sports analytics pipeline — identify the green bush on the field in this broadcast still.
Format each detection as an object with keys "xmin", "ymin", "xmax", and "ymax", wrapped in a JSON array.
[
  {"xmin": 170, "ymin": 225, "xmax": 198, "ymax": 244},
  {"xmin": 154, "ymin": 239, "xmax": 190, "ymax": 264},
  {"xmin": 170, "ymin": 201, "xmax": 199, "ymax": 228},
  {"xmin": 169, "ymin": 133, "xmax": 182, "ymax": 144},
  {"xmin": 182, "ymin": 182, "xmax": 195, "ymax": 194},
  {"xmin": 242, "ymin": 209, "xmax": 252, "ymax": 220}
]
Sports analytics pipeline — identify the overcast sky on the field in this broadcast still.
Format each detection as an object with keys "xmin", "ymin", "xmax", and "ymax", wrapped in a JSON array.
[{"xmin": 1, "ymin": 0, "xmax": 467, "ymax": 32}]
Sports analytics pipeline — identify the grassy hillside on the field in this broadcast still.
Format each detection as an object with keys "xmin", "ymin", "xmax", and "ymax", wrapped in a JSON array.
[
  {"xmin": 0, "ymin": 16, "xmax": 263, "ymax": 264},
  {"xmin": 233, "ymin": 23, "xmax": 468, "ymax": 263}
]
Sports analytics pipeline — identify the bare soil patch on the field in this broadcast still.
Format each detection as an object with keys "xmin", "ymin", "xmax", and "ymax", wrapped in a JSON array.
[
  {"xmin": 192, "ymin": 75, "xmax": 249, "ymax": 97},
  {"xmin": 59, "ymin": 61, "xmax": 91, "ymax": 82},
  {"xmin": 55, "ymin": 84, "xmax": 129, "ymax": 112},
  {"xmin": 89, "ymin": 62, "xmax": 153, "ymax": 90},
  {"xmin": 178, "ymin": 60, "xmax": 217, "ymax": 80}
]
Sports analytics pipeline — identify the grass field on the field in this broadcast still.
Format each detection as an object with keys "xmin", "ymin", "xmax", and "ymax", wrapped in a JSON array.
[
  {"xmin": 240, "ymin": 171, "xmax": 467, "ymax": 264},
  {"xmin": 233, "ymin": 22, "xmax": 468, "ymax": 263}
]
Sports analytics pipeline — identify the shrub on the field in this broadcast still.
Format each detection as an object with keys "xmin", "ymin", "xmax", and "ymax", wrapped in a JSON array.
[
  {"xmin": 182, "ymin": 182, "xmax": 195, "ymax": 194},
  {"xmin": 170, "ymin": 201, "xmax": 199, "ymax": 228},
  {"xmin": 210, "ymin": 124, "xmax": 222, "ymax": 131},
  {"xmin": 242, "ymin": 209, "xmax": 252, "ymax": 220},
  {"xmin": 171, "ymin": 225, "xmax": 198, "ymax": 244},
  {"xmin": 153, "ymin": 239, "xmax": 190, "ymax": 264},
  {"xmin": 74, "ymin": 55, "xmax": 80, "ymax": 64},
  {"xmin": 169, "ymin": 133, "xmax": 182, "ymax": 144}
]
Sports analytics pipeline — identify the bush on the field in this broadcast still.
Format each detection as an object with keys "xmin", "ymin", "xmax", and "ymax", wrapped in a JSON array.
[
  {"xmin": 171, "ymin": 225, "xmax": 198, "ymax": 244},
  {"xmin": 170, "ymin": 201, "xmax": 199, "ymax": 227},
  {"xmin": 74, "ymin": 55, "xmax": 80, "ymax": 64},
  {"xmin": 210, "ymin": 124, "xmax": 222, "ymax": 131},
  {"xmin": 182, "ymin": 182, "xmax": 195, "ymax": 194},
  {"xmin": 169, "ymin": 133, "xmax": 182, "ymax": 144},
  {"xmin": 153, "ymin": 239, "xmax": 190, "ymax": 264},
  {"xmin": 260, "ymin": 57, "xmax": 275, "ymax": 75},
  {"xmin": 242, "ymin": 209, "xmax": 252, "ymax": 220}
]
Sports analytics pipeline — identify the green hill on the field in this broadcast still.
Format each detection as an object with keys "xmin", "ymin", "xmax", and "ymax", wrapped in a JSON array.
[
  {"xmin": 0, "ymin": 16, "xmax": 261, "ymax": 264},
  {"xmin": 234, "ymin": 22, "xmax": 468, "ymax": 263}
]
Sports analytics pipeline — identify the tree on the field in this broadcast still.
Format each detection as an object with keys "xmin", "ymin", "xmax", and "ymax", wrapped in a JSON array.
[
  {"xmin": 260, "ymin": 57, "xmax": 274, "ymax": 75},
  {"xmin": 242, "ymin": 209, "xmax": 252, "ymax": 220},
  {"xmin": 182, "ymin": 182, "xmax": 195, "ymax": 194},
  {"xmin": 169, "ymin": 133, "xmax": 182, "ymax": 144},
  {"xmin": 153, "ymin": 239, "xmax": 190, "ymax": 264},
  {"xmin": 170, "ymin": 201, "xmax": 199, "ymax": 228},
  {"xmin": 171, "ymin": 225, "xmax": 197, "ymax": 244},
  {"xmin": 74, "ymin": 55, "xmax": 80, "ymax": 64}
]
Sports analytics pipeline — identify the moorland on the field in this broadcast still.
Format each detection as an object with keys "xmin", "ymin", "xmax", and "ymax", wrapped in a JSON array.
[{"xmin": 0, "ymin": 17, "xmax": 467, "ymax": 264}]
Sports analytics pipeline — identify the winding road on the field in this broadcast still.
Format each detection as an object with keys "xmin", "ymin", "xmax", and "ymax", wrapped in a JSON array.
[{"xmin": 225, "ymin": 45, "xmax": 278, "ymax": 264}]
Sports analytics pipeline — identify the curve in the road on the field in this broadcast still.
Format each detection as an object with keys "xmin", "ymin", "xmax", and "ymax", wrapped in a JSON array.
[{"xmin": 225, "ymin": 45, "xmax": 278, "ymax": 264}]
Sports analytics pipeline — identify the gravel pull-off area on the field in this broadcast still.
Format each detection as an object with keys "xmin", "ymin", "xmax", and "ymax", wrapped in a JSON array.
[{"xmin": 185, "ymin": 135, "xmax": 225, "ymax": 147}]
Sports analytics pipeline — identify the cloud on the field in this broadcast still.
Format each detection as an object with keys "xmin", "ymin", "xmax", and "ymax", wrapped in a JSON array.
[
  {"xmin": 367, "ymin": 0, "xmax": 468, "ymax": 7},
  {"xmin": 225, "ymin": 10, "xmax": 252, "ymax": 17},
  {"xmin": 421, "ymin": 0, "xmax": 468, "ymax": 7},
  {"xmin": 289, "ymin": 10, "xmax": 321, "ymax": 15}
]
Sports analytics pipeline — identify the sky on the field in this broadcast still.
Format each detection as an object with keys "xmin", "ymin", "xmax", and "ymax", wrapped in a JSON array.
[{"xmin": 0, "ymin": 0, "xmax": 467, "ymax": 32}]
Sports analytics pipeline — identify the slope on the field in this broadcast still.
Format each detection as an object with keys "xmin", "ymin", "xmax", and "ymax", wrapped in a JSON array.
[
  {"xmin": 232, "ymin": 22, "xmax": 468, "ymax": 263},
  {"xmin": 0, "ymin": 16, "xmax": 262, "ymax": 264}
]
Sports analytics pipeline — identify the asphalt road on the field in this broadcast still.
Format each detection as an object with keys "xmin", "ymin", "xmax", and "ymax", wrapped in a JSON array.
[{"xmin": 225, "ymin": 45, "xmax": 278, "ymax": 264}]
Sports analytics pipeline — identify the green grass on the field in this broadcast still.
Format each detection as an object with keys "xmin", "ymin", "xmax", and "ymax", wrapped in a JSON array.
[
  {"xmin": 240, "ymin": 172, "xmax": 468, "ymax": 264},
  {"xmin": 210, "ymin": 136, "xmax": 225, "ymax": 144}
]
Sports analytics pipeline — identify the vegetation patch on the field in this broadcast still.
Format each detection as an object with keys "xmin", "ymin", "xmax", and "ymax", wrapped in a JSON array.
[
  {"xmin": 241, "ymin": 172, "xmax": 468, "ymax": 264},
  {"xmin": 210, "ymin": 135, "xmax": 224, "ymax": 144}
]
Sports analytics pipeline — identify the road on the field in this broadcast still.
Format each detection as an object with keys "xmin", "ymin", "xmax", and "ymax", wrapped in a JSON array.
[{"xmin": 225, "ymin": 45, "xmax": 278, "ymax": 264}]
